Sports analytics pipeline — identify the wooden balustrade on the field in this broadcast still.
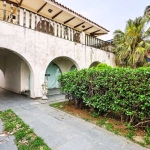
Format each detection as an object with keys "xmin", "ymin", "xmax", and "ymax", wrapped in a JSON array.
[
  {"xmin": 0, "ymin": 0, "xmax": 113, "ymax": 51},
  {"xmin": 85, "ymin": 34, "xmax": 113, "ymax": 52},
  {"xmin": 0, "ymin": 0, "xmax": 81, "ymax": 43}
]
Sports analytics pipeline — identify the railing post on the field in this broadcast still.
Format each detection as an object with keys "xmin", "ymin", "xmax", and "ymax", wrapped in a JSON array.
[
  {"xmin": 29, "ymin": 11, "xmax": 32, "ymax": 28},
  {"xmin": 54, "ymin": 22, "xmax": 57, "ymax": 36},
  {"xmin": 3, "ymin": 1, "xmax": 6, "ymax": 21},
  {"xmin": 68, "ymin": 27, "xmax": 70, "ymax": 40},
  {"xmin": 35, "ymin": 14, "xmax": 37, "ymax": 30},
  {"xmin": 39, "ymin": 16, "xmax": 42, "ymax": 31},
  {"xmin": 23, "ymin": 9, "xmax": 26, "ymax": 27},
  {"xmin": 59, "ymin": 24, "xmax": 62, "ymax": 38},
  {"xmin": 17, "ymin": 7, "xmax": 20, "ymax": 25},
  {"xmin": 48, "ymin": 19, "xmax": 51, "ymax": 34},
  {"xmin": 58, "ymin": 24, "xmax": 60, "ymax": 37},
  {"xmin": 61, "ymin": 25, "xmax": 64, "ymax": 39},
  {"xmin": 80, "ymin": 32, "xmax": 85, "ymax": 45},
  {"xmin": 44, "ymin": 18, "xmax": 47, "ymax": 33},
  {"xmin": 71, "ymin": 29, "xmax": 73, "ymax": 41},
  {"xmin": 10, "ymin": 4, "xmax": 13, "ymax": 23},
  {"xmin": 49, "ymin": 20, "xmax": 53, "ymax": 34}
]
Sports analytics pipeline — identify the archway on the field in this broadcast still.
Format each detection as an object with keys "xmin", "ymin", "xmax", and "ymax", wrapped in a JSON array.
[
  {"xmin": 0, "ymin": 48, "xmax": 33, "ymax": 97},
  {"xmin": 45, "ymin": 56, "xmax": 79, "ymax": 89},
  {"xmin": 89, "ymin": 61, "xmax": 100, "ymax": 68}
]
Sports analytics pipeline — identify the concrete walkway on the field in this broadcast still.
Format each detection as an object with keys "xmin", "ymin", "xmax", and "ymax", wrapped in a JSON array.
[
  {"xmin": 0, "ymin": 119, "xmax": 17, "ymax": 150},
  {"xmin": 0, "ymin": 89, "xmax": 149, "ymax": 150}
]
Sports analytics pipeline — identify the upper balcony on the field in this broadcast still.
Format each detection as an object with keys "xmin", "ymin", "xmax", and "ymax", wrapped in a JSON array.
[{"xmin": 0, "ymin": 0, "xmax": 113, "ymax": 52}]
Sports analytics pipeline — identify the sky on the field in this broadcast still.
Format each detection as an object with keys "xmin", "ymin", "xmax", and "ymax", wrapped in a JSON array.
[{"xmin": 56, "ymin": 0, "xmax": 150, "ymax": 41}]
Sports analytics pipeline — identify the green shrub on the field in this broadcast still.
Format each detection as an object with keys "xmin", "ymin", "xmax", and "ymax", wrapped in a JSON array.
[
  {"xmin": 58, "ymin": 67, "xmax": 150, "ymax": 128},
  {"xmin": 96, "ymin": 63, "xmax": 112, "ymax": 70}
]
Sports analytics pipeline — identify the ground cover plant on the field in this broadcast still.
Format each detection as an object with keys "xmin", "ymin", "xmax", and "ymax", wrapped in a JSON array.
[
  {"xmin": 0, "ymin": 109, "xmax": 51, "ymax": 150},
  {"xmin": 57, "ymin": 64, "xmax": 150, "ymax": 147}
]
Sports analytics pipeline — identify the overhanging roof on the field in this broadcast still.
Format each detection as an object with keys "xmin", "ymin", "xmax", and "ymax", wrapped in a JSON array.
[{"xmin": 1, "ymin": 0, "xmax": 109, "ymax": 36}]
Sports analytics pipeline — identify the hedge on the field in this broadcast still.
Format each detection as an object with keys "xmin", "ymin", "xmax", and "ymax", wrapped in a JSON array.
[{"xmin": 58, "ymin": 66, "xmax": 150, "ymax": 128}]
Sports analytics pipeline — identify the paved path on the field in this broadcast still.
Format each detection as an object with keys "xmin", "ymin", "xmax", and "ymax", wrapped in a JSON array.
[
  {"xmin": 0, "ymin": 119, "xmax": 17, "ymax": 150},
  {"xmin": 0, "ymin": 89, "xmax": 149, "ymax": 150}
]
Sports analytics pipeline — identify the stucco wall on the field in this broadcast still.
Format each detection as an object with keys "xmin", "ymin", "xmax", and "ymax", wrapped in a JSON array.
[
  {"xmin": 53, "ymin": 57, "xmax": 75, "ymax": 73},
  {"xmin": 21, "ymin": 60, "xmax": 30, "ymax": 92},
  {"xmin": 0, "ymin": 58, "xmax": 5, "ymax": 88},
  {"xmin": 0, "ymin": 21, "xmax": 115, "ymax": 98},
  {"xmin": 0, "ymin": 70, "xmax": 5, "ymax": 88},
  {"xmin": 5, "ymin": 53, "xmax": 21, "ymax": 93}
]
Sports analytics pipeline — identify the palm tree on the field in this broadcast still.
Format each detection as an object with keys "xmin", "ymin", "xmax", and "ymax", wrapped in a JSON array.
[
  {"xmin": 144, "ymin": 5, "xmax": 150, "ymax": 21},
  {"xmin": 113, "ymin": 17, "xmax": 150, "ymax": 68}
]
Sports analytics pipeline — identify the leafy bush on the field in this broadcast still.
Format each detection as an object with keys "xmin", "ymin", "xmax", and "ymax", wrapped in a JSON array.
[
  {"xmin": 58, "ymin": 67, "xmax": 150, "ymax": 128},
  {"xmin": 96, "ymin": 63, "xmax": 112, "ymax": 70}
]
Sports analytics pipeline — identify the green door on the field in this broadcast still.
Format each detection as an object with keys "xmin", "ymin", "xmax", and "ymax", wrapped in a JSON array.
[{"xmin": 45, "ymin": 62, "xmax": 61, "ymax": 89}]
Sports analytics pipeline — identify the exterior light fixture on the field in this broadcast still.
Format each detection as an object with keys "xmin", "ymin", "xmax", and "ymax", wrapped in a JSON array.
[
  {"xmin": 48, "ymin": 9, "xmax": 53, "ymax": 13},
  {"xmin": 82, "ymin": 25, "xmax": 85, "ymax": 28}
]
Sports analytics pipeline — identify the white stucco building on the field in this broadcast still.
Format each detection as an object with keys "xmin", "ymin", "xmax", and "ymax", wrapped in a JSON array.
[{"xmin": 0, "ymin": 0, "xmax": 115, "ymax": 98}]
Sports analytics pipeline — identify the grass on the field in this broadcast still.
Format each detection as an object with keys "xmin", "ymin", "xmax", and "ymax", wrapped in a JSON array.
[{"xmin": 0, "ymin": 109, "xmax": 51, "ymax": 150}]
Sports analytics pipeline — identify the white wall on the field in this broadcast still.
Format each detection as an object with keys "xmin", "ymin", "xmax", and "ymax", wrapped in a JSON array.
[
  {"xmin": 0, "ymin": 58, "xmax": 5, "ymax": 88},
  {"xmin": 21, "ymin": 60, "xmax": 30, "ymax": 92},
  {"xmin": 0, "ymin": 21, "xmax": 116, "ymax": 98},
  {"xmin": 5, "ymin": 53, "xmax": 21, "ymax": 93},
  {"xmin": 0, "ymin": 70, "xmax": 5, "ymax": 88},
  {"xmin": 53, "ymin": 57, "xmax": 74, "ymax": 73}
]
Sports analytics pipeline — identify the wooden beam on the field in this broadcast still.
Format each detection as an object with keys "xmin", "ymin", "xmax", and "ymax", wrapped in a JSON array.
[
  {"xmin": 93, "ymin": 33, "xmax": 107, "ymax": 36},
  {"xmin": 64, "ymin": 16, "xmax": 75, "ymax": 24},
  {"xmin": 52, "ymin": 10, "xmax": 63, "ymax": 19},
  {"xmin": 37, "ymin": 2, "xmax": 47, "ymax": 13},
  {"xmin": 74, "ymin": 22, "xmax": 85, "ymax": 28},
  {"xmin": 90, "ymin": 29, "xmax": 101, "ymax": 35},
  {"xmin": 19, "ymin": 0, "xmax": 23, "ymax": 6},
  {"xmin": 83, "ymin": 26, "xmax": 93, "ymax": 32},
  {"xmin": 4, "ymin": 0, "xmax": 18, "ymax": 6}
]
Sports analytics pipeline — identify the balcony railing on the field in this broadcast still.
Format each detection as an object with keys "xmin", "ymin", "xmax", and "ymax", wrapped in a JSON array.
[
  {"xmin": 0, "ymin": 0, "xmax": 113, "ymax": 52},
  {"xmin": 85, "ymin": 34, "xmax": 113, "ymax": 52}
]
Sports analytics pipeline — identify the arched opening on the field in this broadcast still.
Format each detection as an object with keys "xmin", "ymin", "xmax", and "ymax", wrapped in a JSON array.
[
  {"xmin": 89, "ymin": 61, "xmax": 100, "ymax": 68},
  {"xmin": 0, "ymin": 48, "xmax": 33, "ymax": 97},
  {"xmin": 45, "ymin": 56, "xmax": 79, "ymax": 90}
]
